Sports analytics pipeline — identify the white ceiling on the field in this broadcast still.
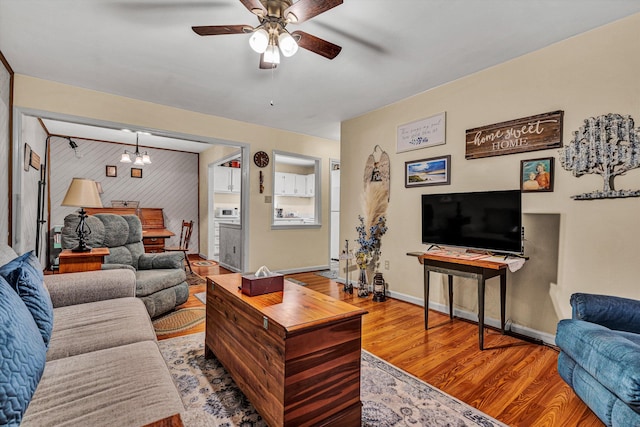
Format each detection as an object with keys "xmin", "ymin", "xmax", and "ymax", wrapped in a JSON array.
[{"xmin": 2, "ymin": 1, "xmax": 640, "ymax": 151}]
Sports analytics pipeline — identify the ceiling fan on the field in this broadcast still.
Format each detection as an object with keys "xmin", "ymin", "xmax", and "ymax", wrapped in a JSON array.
[{"xmin": 192, "ymin": 0, "xmax": 343, "ymax": 69}]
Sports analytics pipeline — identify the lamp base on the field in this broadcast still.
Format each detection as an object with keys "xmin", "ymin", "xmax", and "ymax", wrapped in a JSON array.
[
  {"xmin": 72, "ymin": 208, "xmax": 92, "ymax": 252},
  {"xmin": 71, "ymin": 242, "xmax": 92, "ymax": 253}
]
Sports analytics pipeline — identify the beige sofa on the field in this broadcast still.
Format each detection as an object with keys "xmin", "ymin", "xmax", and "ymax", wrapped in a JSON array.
[{"xmin": 0, "ymin": 244, "xmax": 184, "ymax": 426}]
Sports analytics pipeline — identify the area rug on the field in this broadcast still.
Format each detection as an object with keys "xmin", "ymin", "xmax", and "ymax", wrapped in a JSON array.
[
  {"xmin": 193, "ymin": 260, "xmax": 217, "ymax": 267},
  {"xmin": 159, "ymin": 332, "xmax": 507, "ymax": 427},
  {"xmin": 152, "ymin": 308, "xmax": 206, "ymax": 337},
  {"xmin": 194, "ymin": 292, "xmax": 206, "ymax": 305},
  {"xmin": 315, "ymin": 269, "xmax": 338, "ymax": 279},
  {"xmin": 284, "ymin": 277, "xmax": 307, "ymax": 286},
  {"xmin": 187, "ymin": 271, "xmax": 206, "ymax": 287}
]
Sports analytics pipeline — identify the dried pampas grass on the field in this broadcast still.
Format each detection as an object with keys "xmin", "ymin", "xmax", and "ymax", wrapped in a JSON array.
[{"xmin": 362, "ymin": 181, "xmax": 389, "ymax": 231}]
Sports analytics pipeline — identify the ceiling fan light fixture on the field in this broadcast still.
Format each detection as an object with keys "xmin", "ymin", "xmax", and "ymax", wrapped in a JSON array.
[
  {"xmin": 264, "ymin": 44, "xmax": 280, "ymax": 64},
  {"xmin": 249, "ymin": 28, "xmax": 269, "ymax": 53},
  {"xmin": 278, "ymin": 31, "xmax": 298, "ymax": 57}
]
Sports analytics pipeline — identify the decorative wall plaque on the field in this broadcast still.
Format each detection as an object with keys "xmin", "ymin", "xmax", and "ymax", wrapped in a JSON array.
[
  {"xmin": 560, "ymin": 113, "xmax": 640, "ymax": 200},
  {"xmin": 397, "ymin": 112, "xmax": 446, "ymax": 153},
  {"xmin": 465, "ymin": 111, "xmax": 563, "ymax": 159}
]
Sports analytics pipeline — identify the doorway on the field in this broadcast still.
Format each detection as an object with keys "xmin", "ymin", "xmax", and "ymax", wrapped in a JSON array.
[{"xmin": 330, "ymin": 159, "xmax": 340, "ymax": 264}]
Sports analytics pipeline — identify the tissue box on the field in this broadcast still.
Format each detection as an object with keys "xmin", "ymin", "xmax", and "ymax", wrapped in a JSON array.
[{"xmin": 241, "ymin": 273, "xmax": 284, "ymax": 296}]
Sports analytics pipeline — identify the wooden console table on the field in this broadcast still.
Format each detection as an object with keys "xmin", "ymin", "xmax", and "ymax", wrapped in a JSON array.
[
  {"xmin": 59, "ymin": 248, "xmax": 110, "ymax": 273},
  {"xmin": 410, "ymin": 252, "xmax": 509, "ymax": 350},
  {"xmin": 205, "ymin": 273, "xmax": 367, "ymax": 426}
]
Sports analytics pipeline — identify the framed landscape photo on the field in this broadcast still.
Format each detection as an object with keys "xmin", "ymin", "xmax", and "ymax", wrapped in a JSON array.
[
  {"xmin": 106, "ymin": 165, "xmax": 117, "ymax": 177},
  {"xmin": 131, "ymin": 168, "xmax": 143, "ymax": 179},
  {"xmin": 405, "ymin": 155, "xmax": 451, "ymax": 188},
  {"xmin": 521, "ymin": 157, "xmax": 554, "ymax": 192}
]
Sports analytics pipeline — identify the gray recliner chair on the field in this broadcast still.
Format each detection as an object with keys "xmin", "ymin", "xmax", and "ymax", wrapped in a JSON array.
[{"xmin": 62, "ymin": 213, "xmax": 189, "ymax": 318}]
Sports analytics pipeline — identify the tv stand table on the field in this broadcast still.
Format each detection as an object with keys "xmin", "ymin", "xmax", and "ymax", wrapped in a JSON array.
[{"xmin": 409, "ymin": 252, "xmax": 509, "ymax": 350}]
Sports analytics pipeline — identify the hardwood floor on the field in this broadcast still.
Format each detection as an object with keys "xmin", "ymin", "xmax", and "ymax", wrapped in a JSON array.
[{"xmin": 166, "ymin": 256, "xmax": 603, "ymax": 427}]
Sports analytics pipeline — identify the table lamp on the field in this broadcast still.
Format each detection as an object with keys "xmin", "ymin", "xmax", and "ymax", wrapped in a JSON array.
[{"xmin": 61, "ymin": 177, "xmax": 103, "ymax": 252}]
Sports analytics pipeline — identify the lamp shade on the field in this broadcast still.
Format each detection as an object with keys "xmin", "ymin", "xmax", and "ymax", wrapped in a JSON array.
[
  {"xmin": 61, "ymin": 178, "xmax": 103, "ymax": 208},
  {"xmin": 264, "ymin": 44, "xmax": 280, "ymax": 64},
  {"xmin": 278, "ymin": 31, "xmax": 298, "ymax": 57},
  {"xmin": 249, "ymin": 28, "xmax": 269, "ymax": 53}
]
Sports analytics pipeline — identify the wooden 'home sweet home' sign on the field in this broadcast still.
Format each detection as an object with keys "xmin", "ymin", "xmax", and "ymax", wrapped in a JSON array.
[{"xmin": 465, "ymin": 111, "xmax": 563, "ymax": 159}]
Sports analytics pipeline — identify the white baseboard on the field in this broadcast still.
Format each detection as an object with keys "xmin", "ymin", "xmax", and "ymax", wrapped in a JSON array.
[
  {"xmin": 387, "ymin": 289, "xmax": 556, "ymax": 346},
  {"xmin": 276, "ymin": 265, "xmax": 330, "ymax": 275}
]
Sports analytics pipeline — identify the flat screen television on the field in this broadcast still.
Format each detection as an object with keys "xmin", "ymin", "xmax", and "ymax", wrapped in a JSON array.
[{"xmin": 421, "ymin": 190, "xmax": 523, "ymax": 255}]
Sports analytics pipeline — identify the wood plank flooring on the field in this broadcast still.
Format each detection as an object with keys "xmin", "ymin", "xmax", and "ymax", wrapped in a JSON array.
[{"xmin": 165, "ymin": 256, "xmax": 603, "ymax": 427}]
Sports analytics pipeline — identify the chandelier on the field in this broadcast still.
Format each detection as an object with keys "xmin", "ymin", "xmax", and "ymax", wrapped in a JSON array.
[{"xmin": 120, "ymin": 131, "xmax": 151, "ymax": 166}]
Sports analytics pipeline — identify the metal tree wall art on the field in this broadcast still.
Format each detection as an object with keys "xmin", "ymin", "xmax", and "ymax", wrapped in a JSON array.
[{"xmin": 559, "ymin": 113, "xmax": 640, "ymax": 200}]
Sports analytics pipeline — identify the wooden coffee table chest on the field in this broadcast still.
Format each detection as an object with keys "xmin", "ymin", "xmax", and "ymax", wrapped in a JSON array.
[{"xmin": 205, "ymin": 274, "xmax": 367, "ymax": 426}]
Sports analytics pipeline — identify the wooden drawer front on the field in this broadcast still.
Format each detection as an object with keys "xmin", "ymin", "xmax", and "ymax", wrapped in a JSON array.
[{"xmin": 144, "ymin": 237, "xmax": 165, "ymax": 253}]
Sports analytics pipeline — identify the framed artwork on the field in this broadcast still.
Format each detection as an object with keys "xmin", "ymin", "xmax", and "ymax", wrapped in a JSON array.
[
  {"xmin": 24, "ymin": 143, "xmax": 31, "ymax": 172},
  {"xmin": 405, "ymin": 155, "xmax": 451, "ymax": 188},
  {"xmin": 106, "ymin": 165, "xmax": 117, "ymax": 177},
  {"xmin": 521, "ymin": 157, "xmax": 554, "ymax": 192},
  {"xmin": 397, "ymin": 112, "xmax": 446, "ymax": 153},
  {"xmin": 131, "ymin": 168, "xmax": 143, "ymax": 178},
  {"xmin": 29, "ymin": 150, "xmax": 41, "ymax": 170}
]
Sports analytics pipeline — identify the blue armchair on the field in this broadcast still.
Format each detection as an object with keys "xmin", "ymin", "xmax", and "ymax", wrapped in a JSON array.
[{"xmin": 556, "ymin": 293, "xmax": 640, "ymax": 426}]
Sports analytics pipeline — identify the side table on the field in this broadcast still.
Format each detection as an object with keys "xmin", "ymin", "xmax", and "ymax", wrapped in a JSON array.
[
  {"xmin": 409, "ymin": 251, "xmax": 509, "ymax": 350},
  {"xmin": 58, "ymin": 248, "xmax": 110, "ymax": 273}
]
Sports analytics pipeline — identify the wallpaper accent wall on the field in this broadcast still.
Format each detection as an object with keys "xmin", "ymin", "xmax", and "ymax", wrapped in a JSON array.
[
  {"xmin": 50, "ymin": 137, "xmax": 199, "ymax": 257},
  {"xmin": 0, "ymin": 56, "xmax": 10, "ymax": 244}
]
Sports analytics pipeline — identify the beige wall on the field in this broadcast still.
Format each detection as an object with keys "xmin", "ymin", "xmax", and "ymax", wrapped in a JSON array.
[
  {"xmin": 13, "ymin": 75, "xmax": 339, "ymax": 272},
  {"xmin": 341, "ymin": 13, "xmax": 640, "ymax": 337}
]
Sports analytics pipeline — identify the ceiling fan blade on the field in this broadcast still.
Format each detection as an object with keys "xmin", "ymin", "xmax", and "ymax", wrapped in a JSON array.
[
  {"xmin": 292, "ymin": 31, "xmax": 342, "ymax": 59},
  {"xmin": 259, "ymin": 53, "xmax": 278, "ymax": 70},
  {"xmin": 284, "ymin": 0, "xmax": 343, "ymax": 23},
  {"xmin": 192, "ymin": 25, "xmax": 253, "ymax": 36},
  {"xmin": 239, "ymin": 0, "xmax": 267, "ymax": 16}
]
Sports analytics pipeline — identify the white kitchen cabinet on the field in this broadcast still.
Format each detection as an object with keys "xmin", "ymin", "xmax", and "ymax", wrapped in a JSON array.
[
  {"xmin": 274, "ymin": 172, "xmax": 314, "ymax": 197},
  {"xmin": 274, "ymin": 172, "xmax": 286, "ymax": 195},
  {"xmin": 214, "ymin": 166, "xmax": 241, "ymax": 193},
  {"xmin": 305, "ymin": 173, "xmax": 315, "ymax": 197},
  {"xmin": 294, "ymin": 174, "xmax": 307, "ymax": 196}
]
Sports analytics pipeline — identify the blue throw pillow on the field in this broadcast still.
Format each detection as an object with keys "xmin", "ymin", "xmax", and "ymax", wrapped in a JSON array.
[
  {"xmin": 0, "ymin": 252, "xmax": 54, "ymax": 347},
  {"xmin": 0, "ymin": 275, "xmax": 47, "ymax": 426}
]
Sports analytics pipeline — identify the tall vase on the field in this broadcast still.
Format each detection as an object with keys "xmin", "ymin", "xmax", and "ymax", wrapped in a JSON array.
[{"xmin": 357, "ymin": 268, "xmax": 369, "ymax": 297}]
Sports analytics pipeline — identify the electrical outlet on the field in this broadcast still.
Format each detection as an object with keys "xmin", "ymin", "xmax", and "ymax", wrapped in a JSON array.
[
  {"xmin": 384, "ymin": 260, "xmax": 390, "ymax": 270},
  {"xmin": 264, "ymin": 195, "xmax": 272, "ymax": 203}
]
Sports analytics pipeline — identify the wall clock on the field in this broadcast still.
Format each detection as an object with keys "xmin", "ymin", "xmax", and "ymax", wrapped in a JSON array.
[{"xmin": 253, "ymin": 151, "xmax": 269, "ymax": 168}]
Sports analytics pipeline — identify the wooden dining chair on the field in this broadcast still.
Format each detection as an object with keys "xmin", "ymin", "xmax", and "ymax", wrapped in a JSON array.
[{"xmin": 164, "ymin": 220, "xmax": 194, "ymax": 273}]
